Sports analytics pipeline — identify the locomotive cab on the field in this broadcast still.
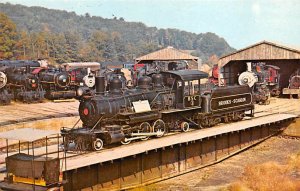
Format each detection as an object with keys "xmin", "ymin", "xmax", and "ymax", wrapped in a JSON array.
[{"xmin": 161, "ymin": 70, "xmax": 208, "ymax": 109}]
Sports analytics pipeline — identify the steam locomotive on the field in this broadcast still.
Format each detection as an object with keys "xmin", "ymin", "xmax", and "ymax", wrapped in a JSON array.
[
  {"xmin": 0, "ymin": 60, "xmax": 47, "ymax": 103},
  {"xmin": 208, "ymin": 64, "xmax": 219, "ymax": 86},
  {"xmin": 0, "ymin": 60, "xmax": 98, "ymax": 102},
  {"xmin": 238, "ymin": 62, "xmax": 280, "ymax": 104},
  {"xmin": 0, "ymin": 60, "xmax": 43, "ymax": 68},
  {"xmin": 288, "ymin": 68, "xmax": 300, "ymax": 89},
  {"xmin": 38, "ymin": 68, "xmax": 75, "ymax": 100},
  {"xmin": 4, "ymin": 66, "xmax": 45, "ymax": 103},
  {"xmin": 61, "ymin": 70, "xmax": 254, "ymax": 151}
]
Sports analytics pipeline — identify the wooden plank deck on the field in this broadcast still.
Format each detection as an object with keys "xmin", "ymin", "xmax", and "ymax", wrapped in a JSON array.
[{"xmin": 64, "ymin": 113, "xmax": 296, "ymax": 171}]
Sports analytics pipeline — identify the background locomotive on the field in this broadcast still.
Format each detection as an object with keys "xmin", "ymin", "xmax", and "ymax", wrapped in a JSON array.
[
  {"xmin": 288, "ymin": 68, "xmax": 300, "ymax": 89},
  {"xmin": 208, "ymin": 64, "xmax": 219, "ymax": 86},
  {"xmin": 238, "ymin": 62, "xmax": 280, "ymax": 104},
  {"xmin": 69, "ymin": 68, "xmax": 96, "ymax": 89},
  {"xmin": 0, "ymin": 60, "xmax": 44, "ymax": 68},
  {"xmin": 4, "ymin": 66, "xmax": 45, "ymax": 103},
  {"xmin": 61, "ymin": 70, "xmax": 254, "ymax": 151},
  {"xmin": 38, "ymin": 67, "xmax": 74, "ymax": 100}
]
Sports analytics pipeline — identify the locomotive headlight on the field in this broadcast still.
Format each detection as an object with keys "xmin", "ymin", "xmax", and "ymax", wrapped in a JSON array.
[
  {"xmin": 83, "ymin": 108, "xmax": 89, "ymax": 115},
  {"xmin": 63, "ymin": 79, "xmax": 66, "ymax": 82},
  {"xmin": 32, "ymin": 79, "xmax": 36, "ymax": 83}
]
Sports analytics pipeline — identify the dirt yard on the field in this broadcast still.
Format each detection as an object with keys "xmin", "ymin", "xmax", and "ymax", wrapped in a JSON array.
[
  {"xmin": 137, "ymin": 135, "xmax": 300, "ymax": 191},
  {"xmin": 134, "ymin": 98, "xmax": 300, "ymax": 191}
]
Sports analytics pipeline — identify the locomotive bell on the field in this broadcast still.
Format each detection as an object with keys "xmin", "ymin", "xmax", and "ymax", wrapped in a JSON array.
[
  {"xmin": 138, "ymin": 76, "xmax": 152, "ymax": 89},
  {"xmin": 109, "ymin": 76, "xmax": 122, "ymax": 94},
  {"xmin": 152, "ymin": 73, "xmax": 163, "ymax": 88}
]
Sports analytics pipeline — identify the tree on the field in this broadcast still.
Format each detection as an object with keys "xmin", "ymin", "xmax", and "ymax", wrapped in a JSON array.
[
  {"xmin": 15, "ymin": 30, "xmax": 29, "ymax": 59},
  {"xmin": 207, "ymin": 54, "xmax": 219, "ymax": 67},
  {"xmin": 0, "ymin": 13, "xmax": 18, "ymax": 59}
]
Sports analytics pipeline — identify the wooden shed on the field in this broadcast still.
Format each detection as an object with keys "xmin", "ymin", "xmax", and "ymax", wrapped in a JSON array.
[
  {"xmin": 135, "ymin": 46, "xmax": 199, "ymax": 69},
  {"xmin": 218, "ymin": 41, "xmax": 300, "ymax": 89}
]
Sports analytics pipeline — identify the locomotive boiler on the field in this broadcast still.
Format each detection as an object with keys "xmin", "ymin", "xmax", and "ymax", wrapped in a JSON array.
[
  {"xmin": 62, "ymin": 70, "xmax": 254, "ymax": 151},
  {"xmin": 5, "ymin": 66, "xmax": 45, "ymax": 103},
  {"xmin": 39, "ymin": 68, "xmax": 75, "ymax": 100}
]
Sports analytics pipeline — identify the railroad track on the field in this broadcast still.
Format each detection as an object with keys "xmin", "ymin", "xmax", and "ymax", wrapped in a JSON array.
[{"xmin": 278, "ymin": 134, "xmax": 300, "ymax": 140}]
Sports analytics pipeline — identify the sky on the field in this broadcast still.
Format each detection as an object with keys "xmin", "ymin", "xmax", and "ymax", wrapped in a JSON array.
[{"xmin": 0, "ymin": 0, "xmax": 300, "ymax": 49}]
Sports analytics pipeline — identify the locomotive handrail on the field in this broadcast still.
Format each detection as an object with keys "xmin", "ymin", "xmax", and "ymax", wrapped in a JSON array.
[
  {"xmin": 150, "ymin": 90, "xmax": 170, "ymax": 107},
  {"xmin": 71, "ymin": 118, "xmax": 81, "ymax": 130},
  {"xmin": 90, "ymin": 115, "xmax": 104, "ymax": 132}
]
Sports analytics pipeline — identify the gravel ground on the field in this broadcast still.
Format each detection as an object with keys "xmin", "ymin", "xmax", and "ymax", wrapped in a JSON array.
[{"xmin": 138, "ymin": 136, "xmax": 300, "ymax": 191}]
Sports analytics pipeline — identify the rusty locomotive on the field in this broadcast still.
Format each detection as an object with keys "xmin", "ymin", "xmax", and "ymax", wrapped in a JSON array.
[{"xmin": 61, "ymin": 70, "xmax": 254, "ymax": 151}]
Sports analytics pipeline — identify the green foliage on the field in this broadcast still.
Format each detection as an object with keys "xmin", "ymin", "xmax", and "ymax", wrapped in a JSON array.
[
  {"xmin": 0, "ymin": 12, "xmax": 18, "ymax": 59},
  {"xmin": 0, "ymin": 3, "xmax": 236, "ymax": 64}
]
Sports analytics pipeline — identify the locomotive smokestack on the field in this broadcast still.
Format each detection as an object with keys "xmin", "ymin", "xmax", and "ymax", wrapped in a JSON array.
[
  {"xmin": 246, "ymin": 62, "xmax": 252, "ymax": 72},
  {"xmin": 26, "ymin": 65, "xmax": 31, "ymax": 73},
  {"xmin": 95, "ymin": 76, "xmax": 105, "ymax": 94}
]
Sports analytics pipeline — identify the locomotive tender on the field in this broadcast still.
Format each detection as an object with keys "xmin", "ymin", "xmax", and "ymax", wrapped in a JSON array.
[{"xmin": 62, "ymin": 70, "xmax": 254, "ymax": 151}]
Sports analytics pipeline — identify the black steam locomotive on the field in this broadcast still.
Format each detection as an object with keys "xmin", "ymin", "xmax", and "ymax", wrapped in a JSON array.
[
  {"xmin": 0, "ymin": 60, "xmax": 100, "ymax": 103},
  {"xmin": 61, "ymin": 70, "xmax": 254, "ymax": 151},
  {"xmin": 4, "ymin": 66, "xmax": 45, "ymax": 103},
  {"xmin": 0, "ymin": 60, "xmax": 42, "ymax": 68},
  {"xmin": 38, "ymin": 68, "xmax": 75, "ymax": 100}
]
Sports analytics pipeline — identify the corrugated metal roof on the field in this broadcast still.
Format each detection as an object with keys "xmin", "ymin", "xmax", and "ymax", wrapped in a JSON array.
[{"xmin": 135, "ymin": 46, "xmax": 198, "ymax": 62}]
